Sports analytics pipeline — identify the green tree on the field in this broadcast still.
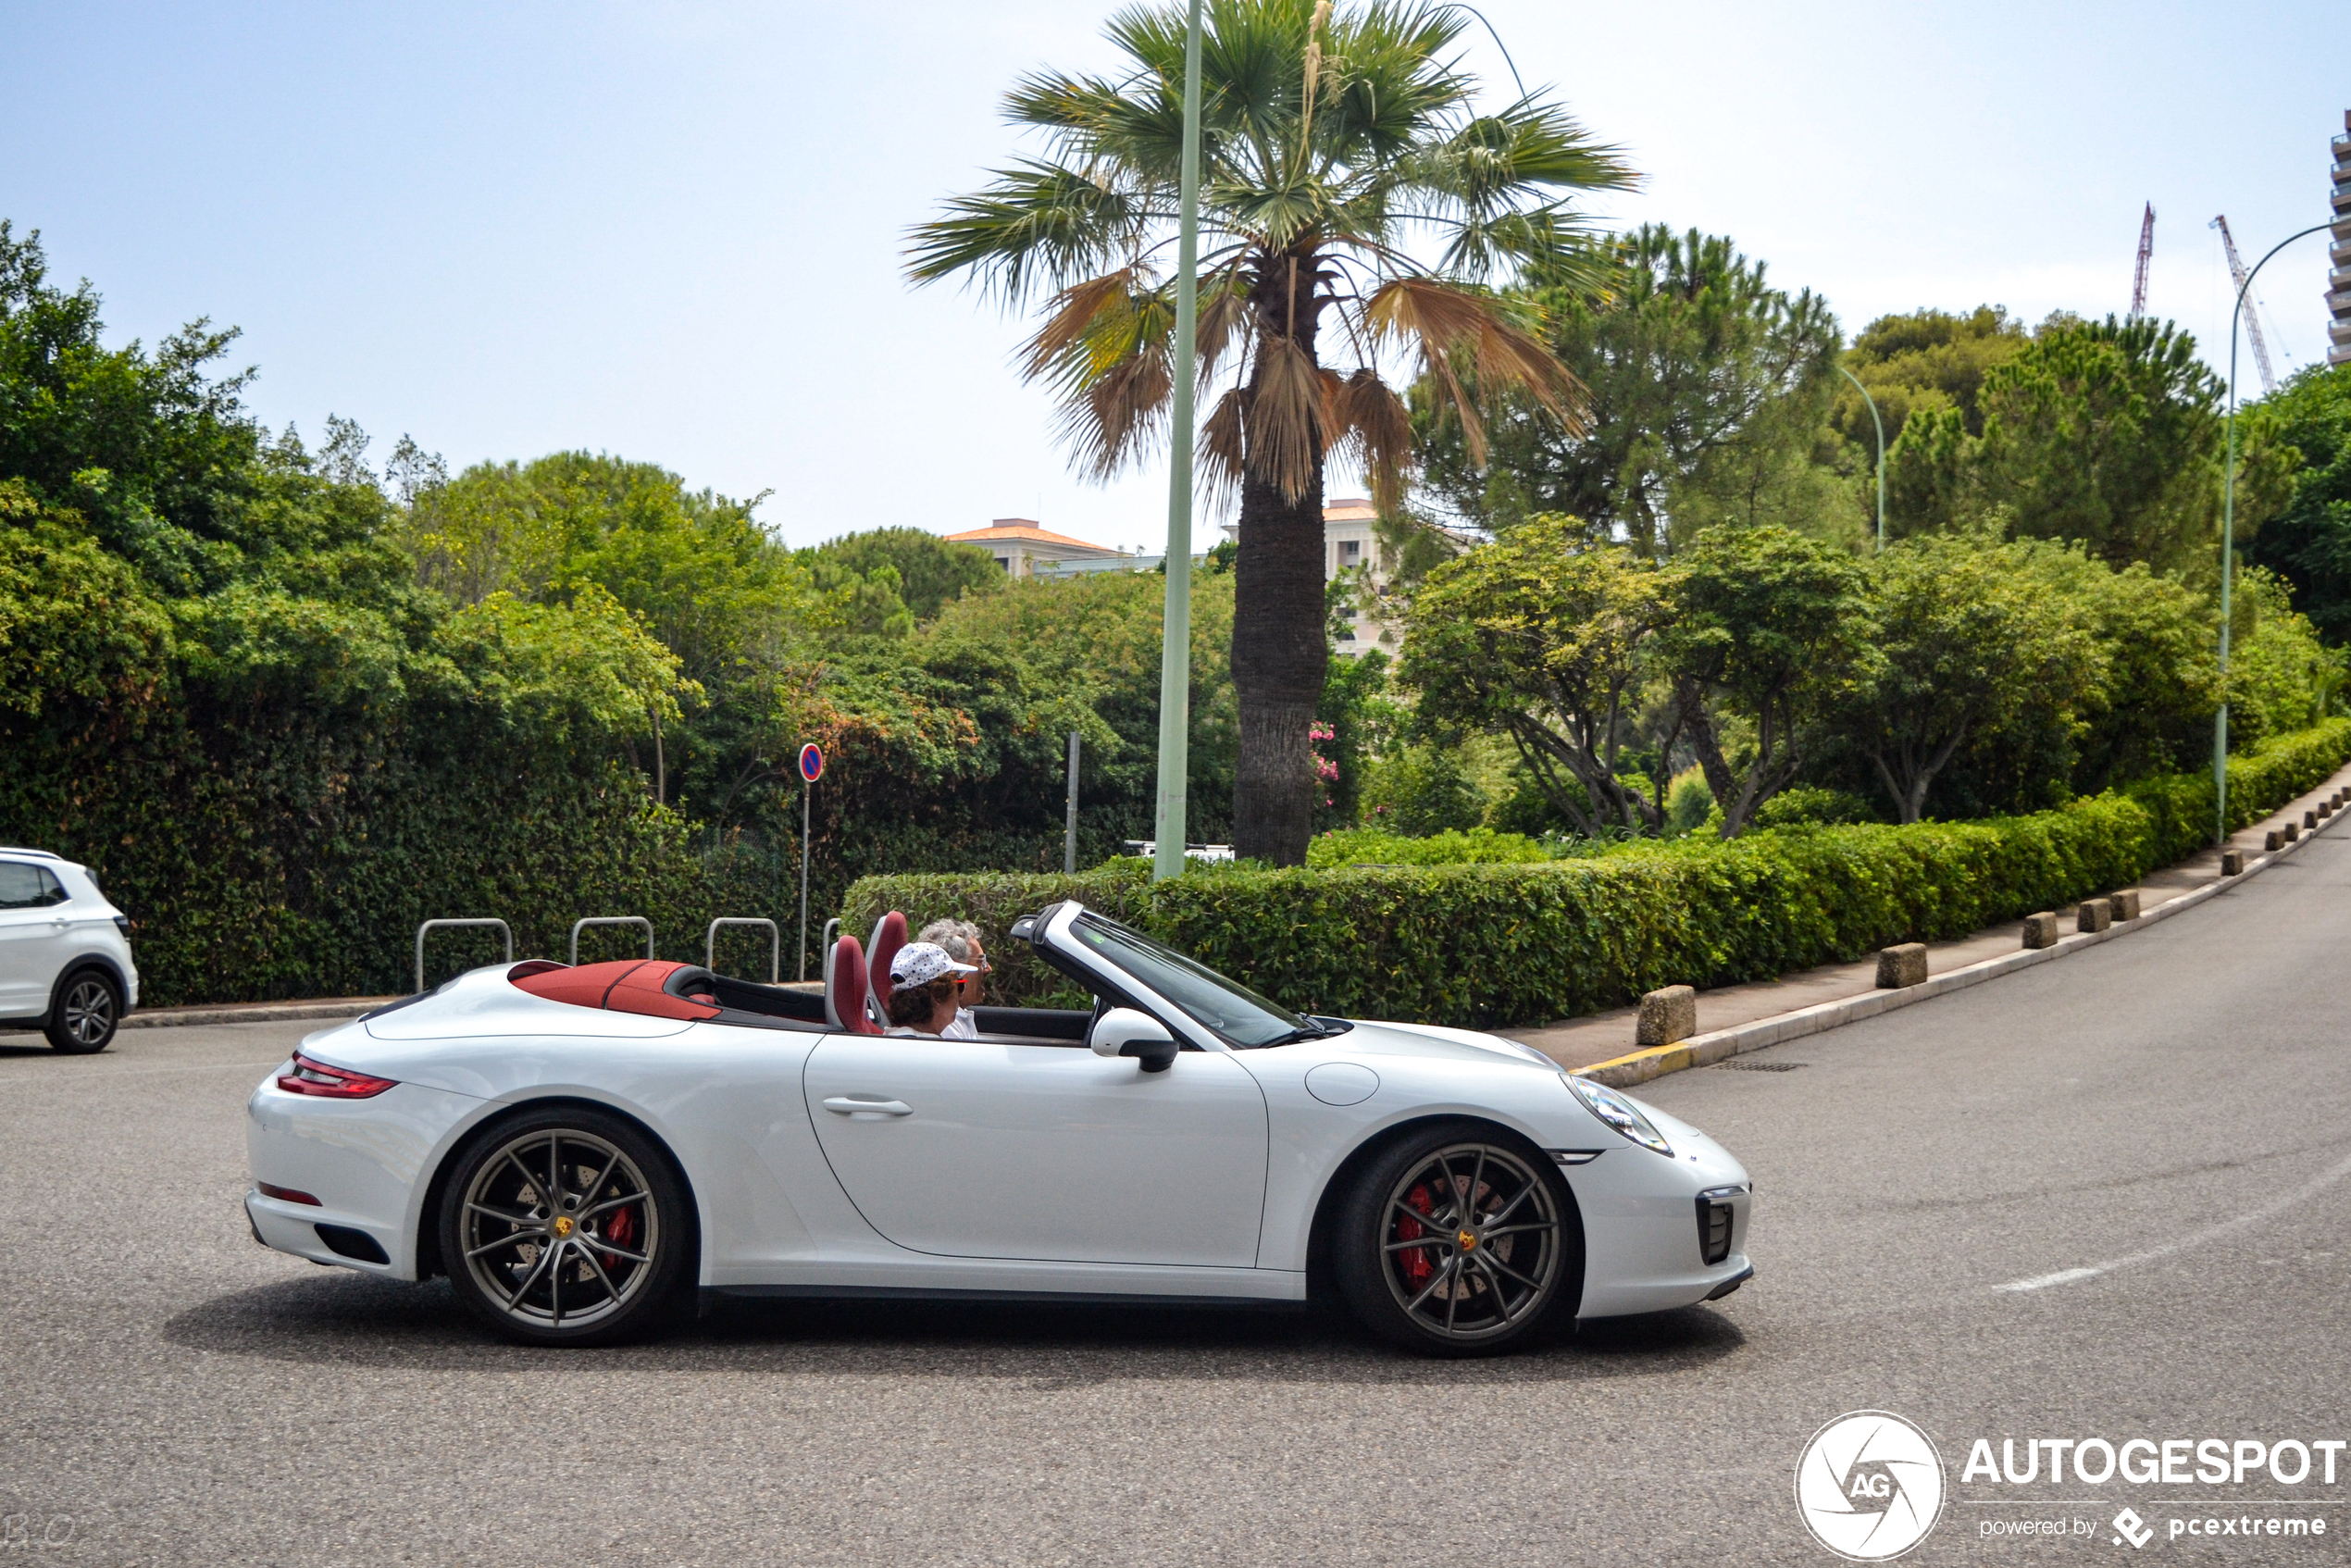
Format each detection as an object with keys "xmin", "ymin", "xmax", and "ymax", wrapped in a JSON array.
[
  {"xmin": 923, "ymin": 567, "xmax": 1240, "ymax": 848},
  {"xmin": 1660, "ymin": 525, "xmax": 1872, "ymax": 836},
  {"xmin": 813, "ymin": 528, "xmax": 1002, "ymax": 621},
  {"xmin": 907, "ymin": 0, "xmax": 1634, "ymax": 864},
  {"xmin": 1399, "ymin": 516, "xmax": 1678, "ymax": 836},
  {"xmin": 2242, "ymin": 363, "xmax": 2351, "ymax": 642},
  {"xmin": 1882, "ymin": 315, "xmax": 2296, "ymax": 578},
  {"xmin": 1833, "ymin": 305, "xmax": 2027, "ymax": 455},
  {"xmin": 1828, "ymin": 532, "xmax": 2098, "ymax": 823},
  {"xmin": 1418, "ymin": 225, "xmax": 1854, "ymax": 556}
]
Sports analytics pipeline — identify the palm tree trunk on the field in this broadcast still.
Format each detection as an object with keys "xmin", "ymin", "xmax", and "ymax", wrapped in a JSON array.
[
  {"xmin": 1230, "ymin": 248, "xmax": 1328, "ymax": 865},
  {"xmin": 1232, "ymin": 466, "xmax": 1326, "ymax": 863}
]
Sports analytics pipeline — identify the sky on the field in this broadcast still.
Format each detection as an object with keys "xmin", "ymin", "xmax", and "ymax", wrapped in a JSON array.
[{"xmin": 3, "ymin": 1, "xmax": 2344, "ymax": 552}]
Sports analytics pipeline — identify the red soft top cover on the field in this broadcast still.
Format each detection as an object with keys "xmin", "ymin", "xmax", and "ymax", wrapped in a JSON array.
[{"xmin": 511, "ymin": 960, "xmax": 720, "ymax": 1021}]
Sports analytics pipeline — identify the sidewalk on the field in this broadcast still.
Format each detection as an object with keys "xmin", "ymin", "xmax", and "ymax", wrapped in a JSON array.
[{"xmin": 1501, "ymin": 762, "xmax": 2351, "ymax": 1072}]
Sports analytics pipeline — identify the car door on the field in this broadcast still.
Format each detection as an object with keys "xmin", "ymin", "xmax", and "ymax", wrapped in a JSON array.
[
  {"xmin": 0, "ymin": 862, "xmax": 70, "ymax": 1016},
  {"xmin": 802, "ymin": 1032, "xmax": 1269, "ymax": 1267}
]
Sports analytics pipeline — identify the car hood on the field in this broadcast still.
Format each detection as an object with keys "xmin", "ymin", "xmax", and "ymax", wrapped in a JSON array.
[{"xmin": 1325, "ymin": 1018, "xmax": 1559, "ymax": 1071}]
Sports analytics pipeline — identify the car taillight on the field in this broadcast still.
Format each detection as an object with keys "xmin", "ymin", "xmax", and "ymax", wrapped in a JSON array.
[{"xmin": 276, "ymin": 1053, "xmax": 398, "ymax": 1098}]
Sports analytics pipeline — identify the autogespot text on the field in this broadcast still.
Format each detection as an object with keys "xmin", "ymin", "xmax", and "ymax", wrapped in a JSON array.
[{"xmin": 1961, "ymin": 1436, "xmax": 2346, "ymax": 1486}]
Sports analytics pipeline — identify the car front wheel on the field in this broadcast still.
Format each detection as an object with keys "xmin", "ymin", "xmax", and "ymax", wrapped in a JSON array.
[
  {"xmin": 1334, "ymin": 1124, "xmax": 1577, "ymax": 1356},
  {"xmin": 45, "ymin": 968, "xmax": 120, "ymax": 1053},
  {"xmin": 437, "ymin": 1108, "xmax": 691, "ymax": 1346}
]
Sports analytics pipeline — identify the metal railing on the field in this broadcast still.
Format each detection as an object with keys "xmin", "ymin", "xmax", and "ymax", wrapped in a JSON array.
[
  {"xmin": 415, "ymin": 918, "xmax": 512, "ymax": 994},
  {"xmin": 568, "ymin": 916, "xmax": 653, "ymax": 967},
  {"xmin": 706, "ymin": 917, "xmax": 779, "ymax": 984}
]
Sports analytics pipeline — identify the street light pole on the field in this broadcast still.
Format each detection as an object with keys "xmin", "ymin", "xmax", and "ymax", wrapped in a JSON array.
[
  {"xmin": 2213, "ymin": 221, "xmax": 2330, "ymax": 846},
  {"xmin": 1151, "ymin": 0, "xmax": 1206, "ymax": 884},
  {"xmin": 1836, "ymin": 364, "xmax": 1886, "ymax": 553}
]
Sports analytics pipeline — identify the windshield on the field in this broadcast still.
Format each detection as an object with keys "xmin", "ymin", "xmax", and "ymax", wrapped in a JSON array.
[{"xmin": 1068, "ymin": 915, "xmax": 1312, "ymax": 1048}]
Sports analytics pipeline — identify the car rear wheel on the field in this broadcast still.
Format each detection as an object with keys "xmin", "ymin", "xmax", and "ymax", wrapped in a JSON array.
[
  {"xmin": 1333, "ymin": 1124, "xmax": 1576, "ymax": 1356},
  {"xmin": 437, "ymin": 1108, "xmax": 691, "ymax": 1346},
  {"xmin": 45, "ymin": 968, "xmax": 119, "ymax": 1053}
]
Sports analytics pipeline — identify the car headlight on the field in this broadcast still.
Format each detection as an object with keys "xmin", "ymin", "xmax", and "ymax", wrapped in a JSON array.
[{"xmin": 1564, "ymin": 1073, "xmax": 1673, "ymax": 1157}]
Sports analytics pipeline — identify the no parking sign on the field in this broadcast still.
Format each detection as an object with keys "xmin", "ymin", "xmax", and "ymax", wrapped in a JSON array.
[{"xmin": 799, "ymin": 742, "xmax": 824, "ymax": 783}]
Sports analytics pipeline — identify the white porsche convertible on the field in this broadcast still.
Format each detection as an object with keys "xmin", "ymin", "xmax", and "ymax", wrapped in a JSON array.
[{"xmin": 245, "ymin": 901, "xmax": 1752, "ymax": 1355}]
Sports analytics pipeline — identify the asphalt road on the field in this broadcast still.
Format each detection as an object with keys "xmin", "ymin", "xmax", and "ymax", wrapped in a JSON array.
[{"xmin": 5, "ymin": 843, "xmax": 2349, "ymax": 1567}]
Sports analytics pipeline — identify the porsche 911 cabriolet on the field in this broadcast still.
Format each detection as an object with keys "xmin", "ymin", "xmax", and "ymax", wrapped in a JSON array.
[{"xmin": 245, "ymin": 900, "xmax": 1752, "ymax": 1355}]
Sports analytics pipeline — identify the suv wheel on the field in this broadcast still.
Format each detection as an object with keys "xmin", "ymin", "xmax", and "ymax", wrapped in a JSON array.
[{"xmin": 46, "ymin": 968, "xmax": 120, "ymax": 1053}]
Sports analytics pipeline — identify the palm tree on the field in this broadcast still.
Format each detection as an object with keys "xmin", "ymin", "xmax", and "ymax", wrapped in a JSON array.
[{"xmin": 908, "ymin": 0, "xmax": 1635, "ymax": 863}]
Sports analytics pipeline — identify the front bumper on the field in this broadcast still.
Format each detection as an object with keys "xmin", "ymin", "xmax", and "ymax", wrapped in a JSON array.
[{"xmin": 1565, "ymin": 1118, "xmax": 1755, "ymax": 1318}]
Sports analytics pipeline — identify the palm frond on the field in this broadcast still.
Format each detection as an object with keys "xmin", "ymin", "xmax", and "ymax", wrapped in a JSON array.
[
  {"xmin": 904, "ymin": 160, "xmax": 1154, "ymax": 301},
  {"xmin": 1329, "ymin": 368, "xmax": 1413, "ymax": 516},
  {"xmin": 1246, "ymin": 332, "xmax": 1337, "ymax": 501},
  {"xmin": 1363, "ymin": 274, "xmax": 1586, "ymax": 463}
]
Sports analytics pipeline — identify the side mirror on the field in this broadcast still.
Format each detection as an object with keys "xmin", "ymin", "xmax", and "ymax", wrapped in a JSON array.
[{"xmin": 1090, "ymin": 1007, "xmax": 1179, "ymax": 1073}]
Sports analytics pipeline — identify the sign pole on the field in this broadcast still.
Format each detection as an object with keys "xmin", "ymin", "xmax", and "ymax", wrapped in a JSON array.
[
  {"xmin": 799, "ymin": 783, "xmax": 811, "ymax": 980},
  {"xmin": 796, "ymin": 742, "xmax": 825, "ymax": 979}
]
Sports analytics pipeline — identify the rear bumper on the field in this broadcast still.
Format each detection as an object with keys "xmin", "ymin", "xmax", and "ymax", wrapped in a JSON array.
[{"xmin": 245, "ymin": 1070, "xmax": 482, "ymax": 1279}]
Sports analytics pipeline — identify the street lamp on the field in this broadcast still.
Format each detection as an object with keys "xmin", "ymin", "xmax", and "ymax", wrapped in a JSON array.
[
  {"xmin": 1151, "ymin": 0, "xmax": 1207, "ymax": 884},
  {"xmin": 2212, "ymin": 220, "xmax": 2330, "ymax": 846},
  {"xmin": 1836, "ymin": 364, "xmax": 1885, "ymax": 553}
]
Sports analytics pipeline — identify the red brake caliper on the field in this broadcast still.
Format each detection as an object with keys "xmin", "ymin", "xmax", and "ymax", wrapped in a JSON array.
[
  {"xmin": 1396, "ymin": 1183, "xmax": 1436, "ymax": 1288},
  {"xmin": 601, "ymin": 1201, "xmax": 636, "ymax": 1271}
]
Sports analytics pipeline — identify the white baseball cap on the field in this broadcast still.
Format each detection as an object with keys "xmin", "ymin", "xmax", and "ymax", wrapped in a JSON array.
[{"xmin": 889, "ymin": 941, "xmax": 977, "ymax": 988}]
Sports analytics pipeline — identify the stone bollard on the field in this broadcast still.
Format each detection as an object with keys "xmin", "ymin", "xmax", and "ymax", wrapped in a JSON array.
[
  {"xmin": 1636, "ymin": 985, "xmax": 1697, "ymax": 1047},
  {"xmin": 2108, "ymin": 889, "xmax": 2142, "ymax": 920},
  {"xmin": 2076, "ymin": 898, "xmax": 2113, "ymax": 934},
  {"xmin": 2222, "ymin": 848, "xmax": 2245, "ymax": 875},
  {"xmin": 2021, "ymin": 912, "xmax": 2060, "ymax": 949},
  {"xmin": 1875, "ymin": 943, "xmax": 1929, "ymax": 989},
  {"xmin": 2267, "ymin": 828, "xmax": 2285, "ymax": 852},
  {"xmin": 2286, "ymin": 821, "xmax": 2301, "ymax": 842},
  {"xmin": 2306, "ymin": 809, "xmax": 2320, "ymax": 830},
  {"xmin": 2322, "ymin": 801, "xmax": 2335, "ymax": 819}
]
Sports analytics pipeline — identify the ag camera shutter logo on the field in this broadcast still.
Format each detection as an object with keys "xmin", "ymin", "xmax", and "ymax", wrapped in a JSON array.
[{"xmin": 1795, "ymin": 1411, "xmax": 1947, "ymax": 1561}]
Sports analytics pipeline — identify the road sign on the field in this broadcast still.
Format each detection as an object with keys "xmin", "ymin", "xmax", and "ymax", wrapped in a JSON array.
[{"xmin": 799, "ymin": 742, "xmax": 824, "ymax": 784}]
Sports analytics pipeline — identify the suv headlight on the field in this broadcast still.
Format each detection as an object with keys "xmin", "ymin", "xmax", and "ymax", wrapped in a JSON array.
[{"xmin": 1564, "ymin": 1073, "xmax": 1673, "ymax": 1157}]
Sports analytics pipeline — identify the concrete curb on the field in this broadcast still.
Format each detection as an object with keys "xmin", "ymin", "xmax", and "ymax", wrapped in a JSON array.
[
  {"xmin": 1574, "ymin": 800, "xmax": 2345, "ymax": 1089},
  {"xmin": 116, "ymin": 999, "xmax": 392, "ymax": 1031}
]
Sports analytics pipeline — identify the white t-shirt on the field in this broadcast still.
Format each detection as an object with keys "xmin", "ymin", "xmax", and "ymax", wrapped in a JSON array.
[{"xmin": 941, "ymin": 1007, "xmax": 976, "ymax": 1039}]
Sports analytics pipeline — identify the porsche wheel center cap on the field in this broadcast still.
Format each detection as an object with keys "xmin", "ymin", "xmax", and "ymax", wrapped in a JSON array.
[
  {"xmin": 552, "ymin": 1215, "xmax": 574, "ymax": 1238},
  {"xmin": 1457, "ymin": 1229, "xmax": 1478, "ymax": 1251}
]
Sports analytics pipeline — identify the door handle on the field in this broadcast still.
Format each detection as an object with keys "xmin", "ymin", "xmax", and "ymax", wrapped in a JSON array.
[{"xmin": 822, "ymin": 1097, "xmax": 913, "ymax": 1117}]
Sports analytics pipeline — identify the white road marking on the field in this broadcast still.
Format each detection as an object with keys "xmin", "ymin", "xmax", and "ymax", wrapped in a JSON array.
[
  {"xmin": 1996, "ymin": 1268, "xmax": 2101, "ymax": 1292},
  {"xmin": 1994, "ymin": 1147, "xmax": 2351, "ymax": 1293}
]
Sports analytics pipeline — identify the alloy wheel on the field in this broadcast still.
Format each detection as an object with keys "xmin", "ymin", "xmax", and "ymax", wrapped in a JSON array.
[
  {"xmin": 1377, "ymin": 1141, "xmax": 1563, "ymax": 1345},
  {"xmin": 458, "ymin": 1128, "xmax": 661, "ymax": 1332}
]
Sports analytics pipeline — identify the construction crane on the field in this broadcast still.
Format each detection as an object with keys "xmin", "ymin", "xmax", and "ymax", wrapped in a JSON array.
[
  {"xmin": 2130, "ymin": 203, "xmax": 2154, "ymax": 318},
  {"xmin": 2210, "ymin": 215, "xmax": 2279, "ymax": 394}
]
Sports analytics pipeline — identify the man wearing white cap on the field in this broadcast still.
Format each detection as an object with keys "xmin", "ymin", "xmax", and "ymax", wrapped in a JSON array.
[{"xmin": 884, "ymin": 942, "xmax": 978, "ymax": 1037}]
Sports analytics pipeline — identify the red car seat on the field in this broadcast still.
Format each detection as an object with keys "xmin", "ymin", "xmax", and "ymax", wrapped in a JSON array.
[
  {"xmin": 825, "ymin": 935, "xmax": 881, "ymax": 1036},
  {"xmin": 865, "ymin": 910, "xmax": 908, "ymax": 1029}
]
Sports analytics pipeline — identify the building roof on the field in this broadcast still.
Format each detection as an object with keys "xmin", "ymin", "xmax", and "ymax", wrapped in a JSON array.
[
  {"xmin": 1324, "ymin": 496, "xmax": 1376, "ymax": 521},
  {"xmin": 943, "ymin": 520, "xmax": 1119, "ymax": 555}
]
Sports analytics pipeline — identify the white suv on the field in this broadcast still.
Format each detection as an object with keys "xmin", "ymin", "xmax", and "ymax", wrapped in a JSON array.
[{"xmin": 0, "ymin": 849, "xmax": 139, "ymax": 1052}]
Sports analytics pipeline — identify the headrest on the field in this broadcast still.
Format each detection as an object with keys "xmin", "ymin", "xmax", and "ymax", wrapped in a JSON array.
[
  {"xmin": 865, "ymin": 911, "xmax": 909, "ymax": 1027},
  {"xmin": 826, "ymin": 935, "xmax": 881, "ymax": 1036}
]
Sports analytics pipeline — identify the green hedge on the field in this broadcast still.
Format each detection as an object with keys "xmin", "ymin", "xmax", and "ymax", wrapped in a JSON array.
[
  {"xmin": 2, "ymin": 703, "xmax": 790, "ymax": 1005},
  {"xmin": 843, "ymin": 719, "xmax": 2351, "ymax": 1030}
]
